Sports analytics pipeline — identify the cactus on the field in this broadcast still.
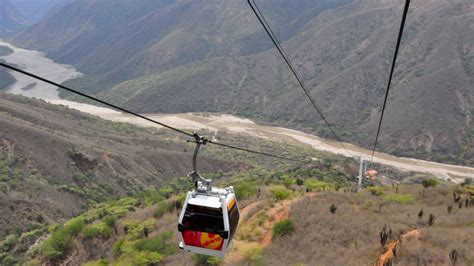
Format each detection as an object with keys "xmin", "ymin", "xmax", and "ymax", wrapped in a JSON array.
[
  {"xmin": 330, "ymin": 204, "xmax": 337, "ymax": 214},
  {"xmin": 447, "ymin": 205, "xmax": 453, "ymax": 214},
  {"xmin": 453, "ymin": 192, "xmax": 461, "ymax": 203},
  {"xmin": 380, "ymin": 225, "xmax": 389, "ymax": 247},
  {"xmin": 418, "ymin": 209, "xmax": 424, "ymax": 219},
  {"xmin": 449, "ymin": 249, "xmax": 457, "ymax": 266},
  {"xmin": 427, "ymin": 214, "xmax": 436, "ymax": 226}
]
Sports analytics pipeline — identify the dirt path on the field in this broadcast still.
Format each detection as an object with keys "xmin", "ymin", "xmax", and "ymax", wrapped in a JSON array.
[
  {"xmin": 224, "ymin": 196, "xmax": 305, "ymax": 265},
  {"xmin": 259, "ymin": 197, "xmax": 300, "ymax": 246},
  {"xmin": 375, "ymin": 229, "xmax": 421, "ymax": 266}
]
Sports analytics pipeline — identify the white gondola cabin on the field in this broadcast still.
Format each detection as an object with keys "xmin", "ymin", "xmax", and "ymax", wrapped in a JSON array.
[
  {"xmin": 178, "ymin": 184, "xmax": 239, "ymax": 257},
  {"xmin": 177, "ymin": 134, "xmax": 240, "ymax": 257}
]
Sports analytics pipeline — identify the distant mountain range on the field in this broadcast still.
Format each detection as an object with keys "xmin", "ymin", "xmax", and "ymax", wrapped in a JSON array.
[
  {"xmin": 0, "ymin": 0, "xmax": 65, "ymax": 37},
  {"xmin": 9, "ymin": 0, "xmax": 474, "ymax": 165},
  {"xmin": 10, "ymin": 0, "xmax": 69, "ymax": 23},
  {"xmin": 0, "ymin": 0, "xmax": 28, "ymax": 37}
]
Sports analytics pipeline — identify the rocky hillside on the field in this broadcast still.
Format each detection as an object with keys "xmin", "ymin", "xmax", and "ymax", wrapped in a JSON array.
[
  {"xmin": 10, "ymin": 0, "xmax": 474, "ymax": 165},
  {"xmin": 3, "ymin": 170, "xmax": 473, "ymax": 265},
  {"xmin": 0, "ymin": 93, "xmax": 243, "ymax": 239},
  {"xmin": 0, "ymin": 0, "xmax": 28, "ymax": 37}
]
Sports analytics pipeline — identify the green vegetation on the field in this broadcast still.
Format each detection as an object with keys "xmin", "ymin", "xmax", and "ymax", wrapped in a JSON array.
[
  {"xmin": 134, "ymin": 230, "xmax": 175, "ymax": 254},
  {"xmin": 384, "ymin": 194, "xmax": 416, "ymax": 204},
  {"xmin": 153, "ymin": 200, "xmax": 173, "ymax": 218},
  {"xmin": 113, "ymin": 230, "xmax": 175, "ymax": 265},
  {"xmin": 41, "ymin": 227, "xmax": 74, "ymax": 260},
  {"xmin": 304, "ymin": 179, "xmax": 335, "ymax": 191},
  {"xmin": 422, "ymin": 179, "xmax": 438, "ymax": 188},
  {"xmin": 191, "ymin": 254, "xmax": 221, "ymax": 266},
  {"xmin": 367, "ymin": 186, "xmax": 384, "ymax": 196},
  {"xmin": 234, "ymin": 181, "xmax": 259, "ymax": 199},
  {"xmin": 83, "ymin": 222, "xmax": 113, "ymax": 239},
  {"xmin": 83, "ymin": 259, "xmax": 109, "ymax": 266},
  {"xmin": 270, "ymin": 185, "xmax": 292, "ymax": 201},
  {"xmin": 272, "ymin": 219, "xmax": 295, "ymax": 238}
]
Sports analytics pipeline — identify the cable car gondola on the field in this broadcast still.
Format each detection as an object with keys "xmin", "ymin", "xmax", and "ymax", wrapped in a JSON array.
[{"xmin": 178, "ymin": 134, "xmax": 240, "ymax": 257}]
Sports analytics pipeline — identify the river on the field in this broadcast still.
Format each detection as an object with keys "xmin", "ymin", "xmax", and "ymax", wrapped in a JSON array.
[{"xmin": 1, "ymin": 41, "xmax": 472, "ymax": 183}]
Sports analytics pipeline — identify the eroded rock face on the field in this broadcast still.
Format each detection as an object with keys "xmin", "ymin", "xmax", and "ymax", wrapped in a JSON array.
[{"xmin": 69, "ymin": 151, "xmax": 97, "ymax": 171}]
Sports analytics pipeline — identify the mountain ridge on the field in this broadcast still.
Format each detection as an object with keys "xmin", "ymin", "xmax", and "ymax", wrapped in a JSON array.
[
  {"xmin": 0, "ymin": 0, "xmax": 28, "ymax": 37},
  {"xmin": 9, "ymin": 0, "xmax": 474, "ymax": 165}
]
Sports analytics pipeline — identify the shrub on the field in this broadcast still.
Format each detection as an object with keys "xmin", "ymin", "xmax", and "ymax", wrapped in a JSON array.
[
  {"xmin": 234, "ymin": 182, "xmax": 258, "ymax": 199},
  {"xmin": 41, "ymin": 227, "xmax": 73, "ymax": 260},
  {"xmin": 153, "ymin": 200, "xmax": 173, "ymax": 218},
  {"xmin": 83, "ymin": 222, "xmax": 113, "ymax": 239},
  {"xmin": 272, "ymin": 219, "xmax": 295, "ymax": 238},
  {"xmin": 384, "ymin": 194, "xmax": 415, "ymax": 204},
  {"xmin": 422, "ymin": 179, "xmax": 438, "ymax": 188},
  {"xmin": 2, "ymin": 255, "xmax": 16, "ymax": 265},
  {"xmin": 1, "ymin": 234, "xmax": 18, "ymax": 252},
  {"xmin": 114, "ymin": 239, "xmax": 126, "ymax": 255},
  {"xmin": 367, "ymin": 186, "xmax": 384, "ymax": 196},
  {"xmin": 102, "ymin": 215, "xmax": 118, "ymax": 228},
  {"xmin": 83, "ymin": 259, "xmax": 109, "ymax": 266},
  {"xmin": 304, "ymin": 179, "xmax": 334, "ymax": 191},
  {"xmin": 134, "ymin": 231, "xmax": 176, "ymax": 255},
  {"xmin": 463, "ymin": 178, "xmax": 473, "ymax": 186},
  {"xmin": 191, "ymin": 254, "xmax": 221, "ymax": 265},
  {"xmin": 83, "ymin": 226, "xmax": 99, "ymax": 239},
  {"xmin": 270, "ymin": 185, "xmax": 292, "ymax": 201},
  {"xmin": 64, "ymin": 218, "xmax": 85, "ymax": 236},
  {"xmin": 282, "ymin": 177, "xmax": 295, "ymax": 188},
  {"xmin": 133, "ymin": 251, "xmax": 163, "ymax": 265}
]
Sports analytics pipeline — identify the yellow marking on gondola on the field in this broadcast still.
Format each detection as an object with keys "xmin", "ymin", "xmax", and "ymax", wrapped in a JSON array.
[{"xmin": 227, "ymin": 196, "xmax": 236, "ymax": 210}]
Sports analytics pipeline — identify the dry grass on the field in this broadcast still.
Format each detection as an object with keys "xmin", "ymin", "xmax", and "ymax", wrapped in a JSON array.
[{"xmin": 262, "ymin": 185, "xmax": 474, "ymax": 265}]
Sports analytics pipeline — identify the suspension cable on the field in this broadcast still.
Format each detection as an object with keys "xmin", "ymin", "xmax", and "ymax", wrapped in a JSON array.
[
  {"xmin": 370, "ymin": 0, "xmax": 411, "ymax": 162},
  {"xmin": 247, "ymin": 0, "xmax": 352, "ymax": 155},
  {"xmin": 0, "ymin": 62, "xmax": 309, "ymax": 163}
]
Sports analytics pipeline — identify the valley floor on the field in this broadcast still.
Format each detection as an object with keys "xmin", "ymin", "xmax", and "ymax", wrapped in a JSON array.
[{"xmin": 1, "ymin": 41, "xmax": 472, "ymax": 183}]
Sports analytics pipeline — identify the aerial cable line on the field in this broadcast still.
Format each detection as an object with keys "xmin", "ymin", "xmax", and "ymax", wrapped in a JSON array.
[
  {"xmin": 247, "ymin": 0, "xmax": 352, "ymax": 155},
  {"xmin": 370, "ymin": 0, "xmax": 411, "ymax": 162},
  {"xmin": 0, "ymin": 62, "xmax": 308, "ymax": 164}
]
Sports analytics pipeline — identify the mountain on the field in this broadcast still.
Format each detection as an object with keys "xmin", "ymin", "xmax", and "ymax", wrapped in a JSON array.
[
  {"xmin": 0, "ymin": 0, "xmax": 28, "ymax": 37},
  {"xmin": 10, "ymin": 0, "xmax": 474, "ymax": 166},
  {"xmin": 11, "ymin": 0, "xmax": 351, "ymax": 90},
  {"xmin": 0, "ymin": 93, "xmax": 242, "ymax": 239},
  {"xmin": 10, "ymin": 0, "xmax": 69, "ymax": 23}
]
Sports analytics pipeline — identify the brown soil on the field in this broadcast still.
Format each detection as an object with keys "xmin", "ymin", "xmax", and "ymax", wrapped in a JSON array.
[
  {"xmin": 224, "ymin": 196, "xmax": 307, "ymax": 265},
  {"xmin": 375, "ymin": 229, "xmax": 421, "ymax": 266}
]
